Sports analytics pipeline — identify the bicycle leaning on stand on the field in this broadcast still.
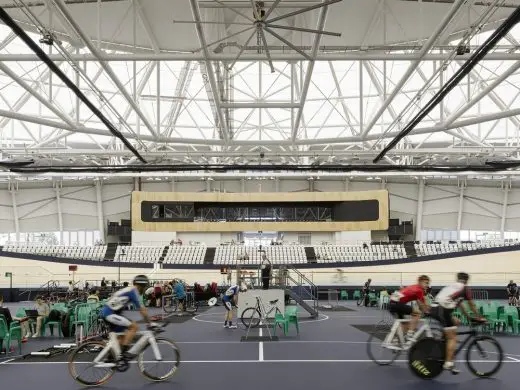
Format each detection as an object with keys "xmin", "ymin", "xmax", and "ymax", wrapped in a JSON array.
[
  {"xmin": 408, "ymin": 317, "xmax": 503, "ymax": 379},
  {"xmin": 68, "ymin": 317, "xmax": 181, "ymax": 386},
  {"xmin": 240, "ymin": 295, "xmax": 282, "ymax": 328}
]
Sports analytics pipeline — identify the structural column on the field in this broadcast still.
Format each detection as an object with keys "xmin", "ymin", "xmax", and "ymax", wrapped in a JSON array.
[
  {"xmin": 274, "ymin": 178, "xmax": 280, "ymax": 192},
  {"xmin": 95, "ymin": 180, "xmax": 105, "ymax": 241},
  {"xmin": 308, "ymin": 178, "xmax": 315, "ymax": 192},
  {"xmin": 170, "ymin": 178, "xmax": 175, "ymax": 192},
  {"xmin": 415, "ymin": 178, "xmax": 424, "ymax": 241},
  {"xmin": 344, "ymin": 178, "xmax": 350, "ymax": 192},
  {"xmin": 9, "ymin": 183, "xmax": 19, "ymax": 242},
  {"xmin": 457, "ymin": 180, "xmax": 466, "ymax": 241},
  {"xmin": 501, "ymin": 182, "xmax": 510, "ymax": 239},
  {"xmin": 55, "ymin": 183, "xmax": 64, "ymax": 244},
  {"xmin": 205, "ymin": 179, "xmax": 211, "ymax": 192},
  {"xmin": 241, "ymin": 178, "xmax": 246, "ymax": 193}
]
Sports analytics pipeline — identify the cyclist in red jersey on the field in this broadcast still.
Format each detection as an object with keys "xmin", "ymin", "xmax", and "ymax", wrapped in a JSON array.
[{"xmin": 388, "ymin": 275, "xmax": 431, "ymax": 340}]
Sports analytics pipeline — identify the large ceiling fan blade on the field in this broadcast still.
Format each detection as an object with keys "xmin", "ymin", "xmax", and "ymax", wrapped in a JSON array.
[
  {"xmin": 265, "ymin": 0, "xmax": 342, "ymax": 24},
  {"xmin": 263, "ymin": 26, "xmax": 313, "ymax": 61},
  {"xmin": 228, "ymin": 28, "xmax": 258, "ymax": 70},
  {"xmin": 259, "ymin": 28, "xmax": 275, "ymax": 73},
  {"xmin": 267, "ymin": 23, "xmax": 341, "ymax": 37}
]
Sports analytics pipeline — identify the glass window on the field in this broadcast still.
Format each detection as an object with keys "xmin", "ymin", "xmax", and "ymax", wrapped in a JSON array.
[{"xmin": 86, "ymin": 231, "xmax": 93, "ymax": 246}]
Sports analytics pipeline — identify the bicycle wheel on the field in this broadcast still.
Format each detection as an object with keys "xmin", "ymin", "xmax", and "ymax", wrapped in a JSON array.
[
  {"xmin": 408, "ymin": 338, "xmax": 444, "ymax": 380},
  {"xmin": 138, "ymin": 338, "xmax": 181, "ymax": 381},
  {"xmin": 241, "ymin": 307, "xmax": 262, "ymax": 328},
  {"xmin": 68, "ymin": 340, "xmax": 115, "ymax": 386},
  {"xmin": 163, "ymin": 297, "xmax": 178, "ymax": 314},
  {"xmin": 465, "ymin": 335, "xmax": 503, "ymax": 378},
  {"xmin": 357, "ymin": 294, "xmax": 364, "ymax": 306},
  {"xmin": 185, "ymin": 301, "xmax": 198, "ymax": 314},
  {"xmin": 366, "ymin": 332, "xmax": 401, "ymax": 365}
]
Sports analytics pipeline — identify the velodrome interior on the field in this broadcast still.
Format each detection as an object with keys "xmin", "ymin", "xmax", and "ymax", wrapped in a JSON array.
[{"xmin": 2, "ymin": 0, "xmax": 520, "ymax": 389}]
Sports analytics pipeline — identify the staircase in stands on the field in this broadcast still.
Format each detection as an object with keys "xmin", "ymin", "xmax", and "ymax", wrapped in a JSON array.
[
  {"xmin": 403, "ymin": 242, "xmax": 418, "ymax": 258},
  {"xmin": 304, "ymin": 247, "xmax": 317, "ymax": 264},
  {"xmin": 204, "ymin": 247, "xmax": 216, "ymax": 264},
  {"xmin": 104, "ymin": 243, "xmax": 118, "ymax": 261},
  {"xmin": 283, "ymin": 265, "xmax": 319, "ymax": 318}
]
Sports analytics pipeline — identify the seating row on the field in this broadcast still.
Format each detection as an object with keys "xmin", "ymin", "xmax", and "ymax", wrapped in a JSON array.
[{"xmin": 3, "ymin": 244, "xmax": 106, "ymax": 261}]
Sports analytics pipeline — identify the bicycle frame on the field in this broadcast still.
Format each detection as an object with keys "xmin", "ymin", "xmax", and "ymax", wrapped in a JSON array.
[
  {"xmin": 383, "ymin": 319, "xmax": 433, "ymax": 350},
  {"xmin": 93, "ymin": 330, "xmax": 162, "ymax": 366},
  {"xmin": 254, "ymin": 296, "xmax": 279, "ymax": 318},
  {"xmin": 453, "ymin": 329, "xmax": 478, "ymax": 356}
]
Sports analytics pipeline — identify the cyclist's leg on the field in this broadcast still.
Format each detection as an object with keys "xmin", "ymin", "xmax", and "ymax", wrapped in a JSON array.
[
  {"xmin": 442, "ymin": 309, "xmax": 459, "ymax": 373},
  {"xmin": 408, "ymin": 306, "xmax": 421, "ymax": 334},
  {"xmin": 104, "ymin": 314, "xmax": 136, "ymax": 355},
  {"xmin": 223, "ymin": 299, "xmax": 232, "ymax": 327}
]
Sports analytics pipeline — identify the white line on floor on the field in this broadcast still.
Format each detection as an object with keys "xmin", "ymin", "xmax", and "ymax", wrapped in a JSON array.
[
  {"xmin": 2, "ymin": 359, "xmax": 516, "ymax": 365},
  {"xmin": 259, "ymin": 327, "xmax": 264, "ymax": 361},
  {"xmin": 507, "ymin": 356, "xmax": 520, "ymax": 362},
  {"xmin": 0, "ymin": 358, "xmax": 15, "ymax": 365}
]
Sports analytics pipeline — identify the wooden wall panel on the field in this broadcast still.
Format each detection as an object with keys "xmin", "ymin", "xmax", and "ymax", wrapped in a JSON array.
[{"xmin": 131, "ymin": 190, "xmax": 389, "ymax": 232}]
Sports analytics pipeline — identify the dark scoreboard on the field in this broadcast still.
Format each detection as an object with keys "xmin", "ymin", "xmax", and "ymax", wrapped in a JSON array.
[{"xmin": 141, "ymin": 200, "xmax": 379, "ymax": 223}]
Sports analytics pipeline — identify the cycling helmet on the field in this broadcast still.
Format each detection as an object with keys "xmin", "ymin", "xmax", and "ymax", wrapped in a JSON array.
[
  {"xmin": 133, "ymin": 275, "xmax": 150, "ymax": 286},
  {"xmin": 457, "ymin": 272, "xmax": 469, "ymax": 282}
]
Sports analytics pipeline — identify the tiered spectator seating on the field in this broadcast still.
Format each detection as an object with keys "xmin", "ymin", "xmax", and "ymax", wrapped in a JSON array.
[
  {"xmin": 163, "ymin": 245, "xmax": 207, "ymax": 264},
  {"xmin": 114, "ymin": 246, "xmax": 164, "ymax": 263},
  {"xmin": 414, "ymin": 241, "xmax": 518, "ymax": 256},
  {"xmin": 214, "ymin": 245, "xmax": 307, "ymax": 265},
  {"xmin": 314, "ymin": 244, "xmax": 406, "ymax": 263},
  {"xmin": 3, "ymin": 244, "xmax": 107, "ymax": 261}
]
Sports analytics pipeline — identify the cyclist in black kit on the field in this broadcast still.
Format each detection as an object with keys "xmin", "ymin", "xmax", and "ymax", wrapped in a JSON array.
[
  {"xmin": 507, "ymin": 280, "xmax": 518, "ymax": 306},
  {"xmin": 362, "ymin": 278, "xmax": 372, "ymax": 307}
]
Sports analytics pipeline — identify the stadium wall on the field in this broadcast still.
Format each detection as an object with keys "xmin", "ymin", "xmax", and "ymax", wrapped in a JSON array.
[
  {"xmin": 1, "ymin": 248, "xmax": 519, "ymax": 288},
  {"xmin": 0, "ymin": 179, "xmax": 517, "ymax": 239}
]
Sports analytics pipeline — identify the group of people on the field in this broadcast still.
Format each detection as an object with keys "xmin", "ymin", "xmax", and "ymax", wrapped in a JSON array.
[
  {"xmin": 0, "ymin": 295, "xmax": 52, "ymax": 345},
  {"xmin": 388, "ymin": 272, "xmax": 485, "ymax": 374}
]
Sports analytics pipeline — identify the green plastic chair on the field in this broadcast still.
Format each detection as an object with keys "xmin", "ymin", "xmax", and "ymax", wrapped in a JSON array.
[
  {"xmin": 71, "ymin": 304, "xmax": 91, "ymax": 339},
  {"xmin": 504, "ymin": 306, "xmax": 520, "ymax": 334},
  {"xmin": 272, "ymin": 313, "xmax": 288, "ymax": 336},
  {"xmin": 41, "ymin": 317, "xmax": 63, "ymax": 337},
  {"xmin": 368, "ymin": 292, "xmax": 378, "ymax": 307},
  {"xmin": 353, "ymin": 290, "xmax": 361, "ymax": 300},
  {"xmin": 340, "ymin": 290, "xmax": 348, "ymax": 300},
  {"xmin": 285, "ymin": 307, "xmax": 299, "ymax": 334},
  {"xmin": 481, "ymin": 306, "xmax": 506, "ymax": 335},
  {"xmin": 0, "ymin": 316, "xmax": 22, "ymax": 354},
  {"xmin": 16, "ymin": 308, "xmax": 36, "ymax": 334}
]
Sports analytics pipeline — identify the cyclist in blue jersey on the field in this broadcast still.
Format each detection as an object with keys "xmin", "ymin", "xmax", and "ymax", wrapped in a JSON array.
[
  {"xmin": 100, "ymin": 275, "xmax": 151, "ymax": 359},
  {"xmin": 222, "ymin": 283, "xmax": 247, "ymax": 329},
  {"xmin": 173, "ymin": 279, "xmax": 186, "ymax": 314}
]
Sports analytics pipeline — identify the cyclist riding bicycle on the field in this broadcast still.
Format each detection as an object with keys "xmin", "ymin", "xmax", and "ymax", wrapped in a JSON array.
[
  {"xmin": 389, "ymin": 275, "xmax": 431, "ymax": 340},
  {"xmin": 507, "ymin": 280, "xmax": 518, "ymax": 306},
  {"xmin": 100, "ymin": 275, "xmax": 151, "ymax": 360},
  {"xmin": 430, "ymin": 272, "xmax": 485, "ymax": 374},
  {"xmin": 222, "ymin": 283, "xmax": 247, "ymax": 329},
  {"xmin": 362, "ymin": 278, "xmax": 372, "ymax": 293}
]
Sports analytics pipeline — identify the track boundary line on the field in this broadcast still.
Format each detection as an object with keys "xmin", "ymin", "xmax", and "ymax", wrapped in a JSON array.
[{"xmin": 2, "ymin": 359, "xmax": 517, "ymax": 365}]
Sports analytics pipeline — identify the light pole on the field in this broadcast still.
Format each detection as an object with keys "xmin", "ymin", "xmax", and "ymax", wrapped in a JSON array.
[{"xmin": 5, "ymin": 272, "xmax": 12, "ymax": 302}]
